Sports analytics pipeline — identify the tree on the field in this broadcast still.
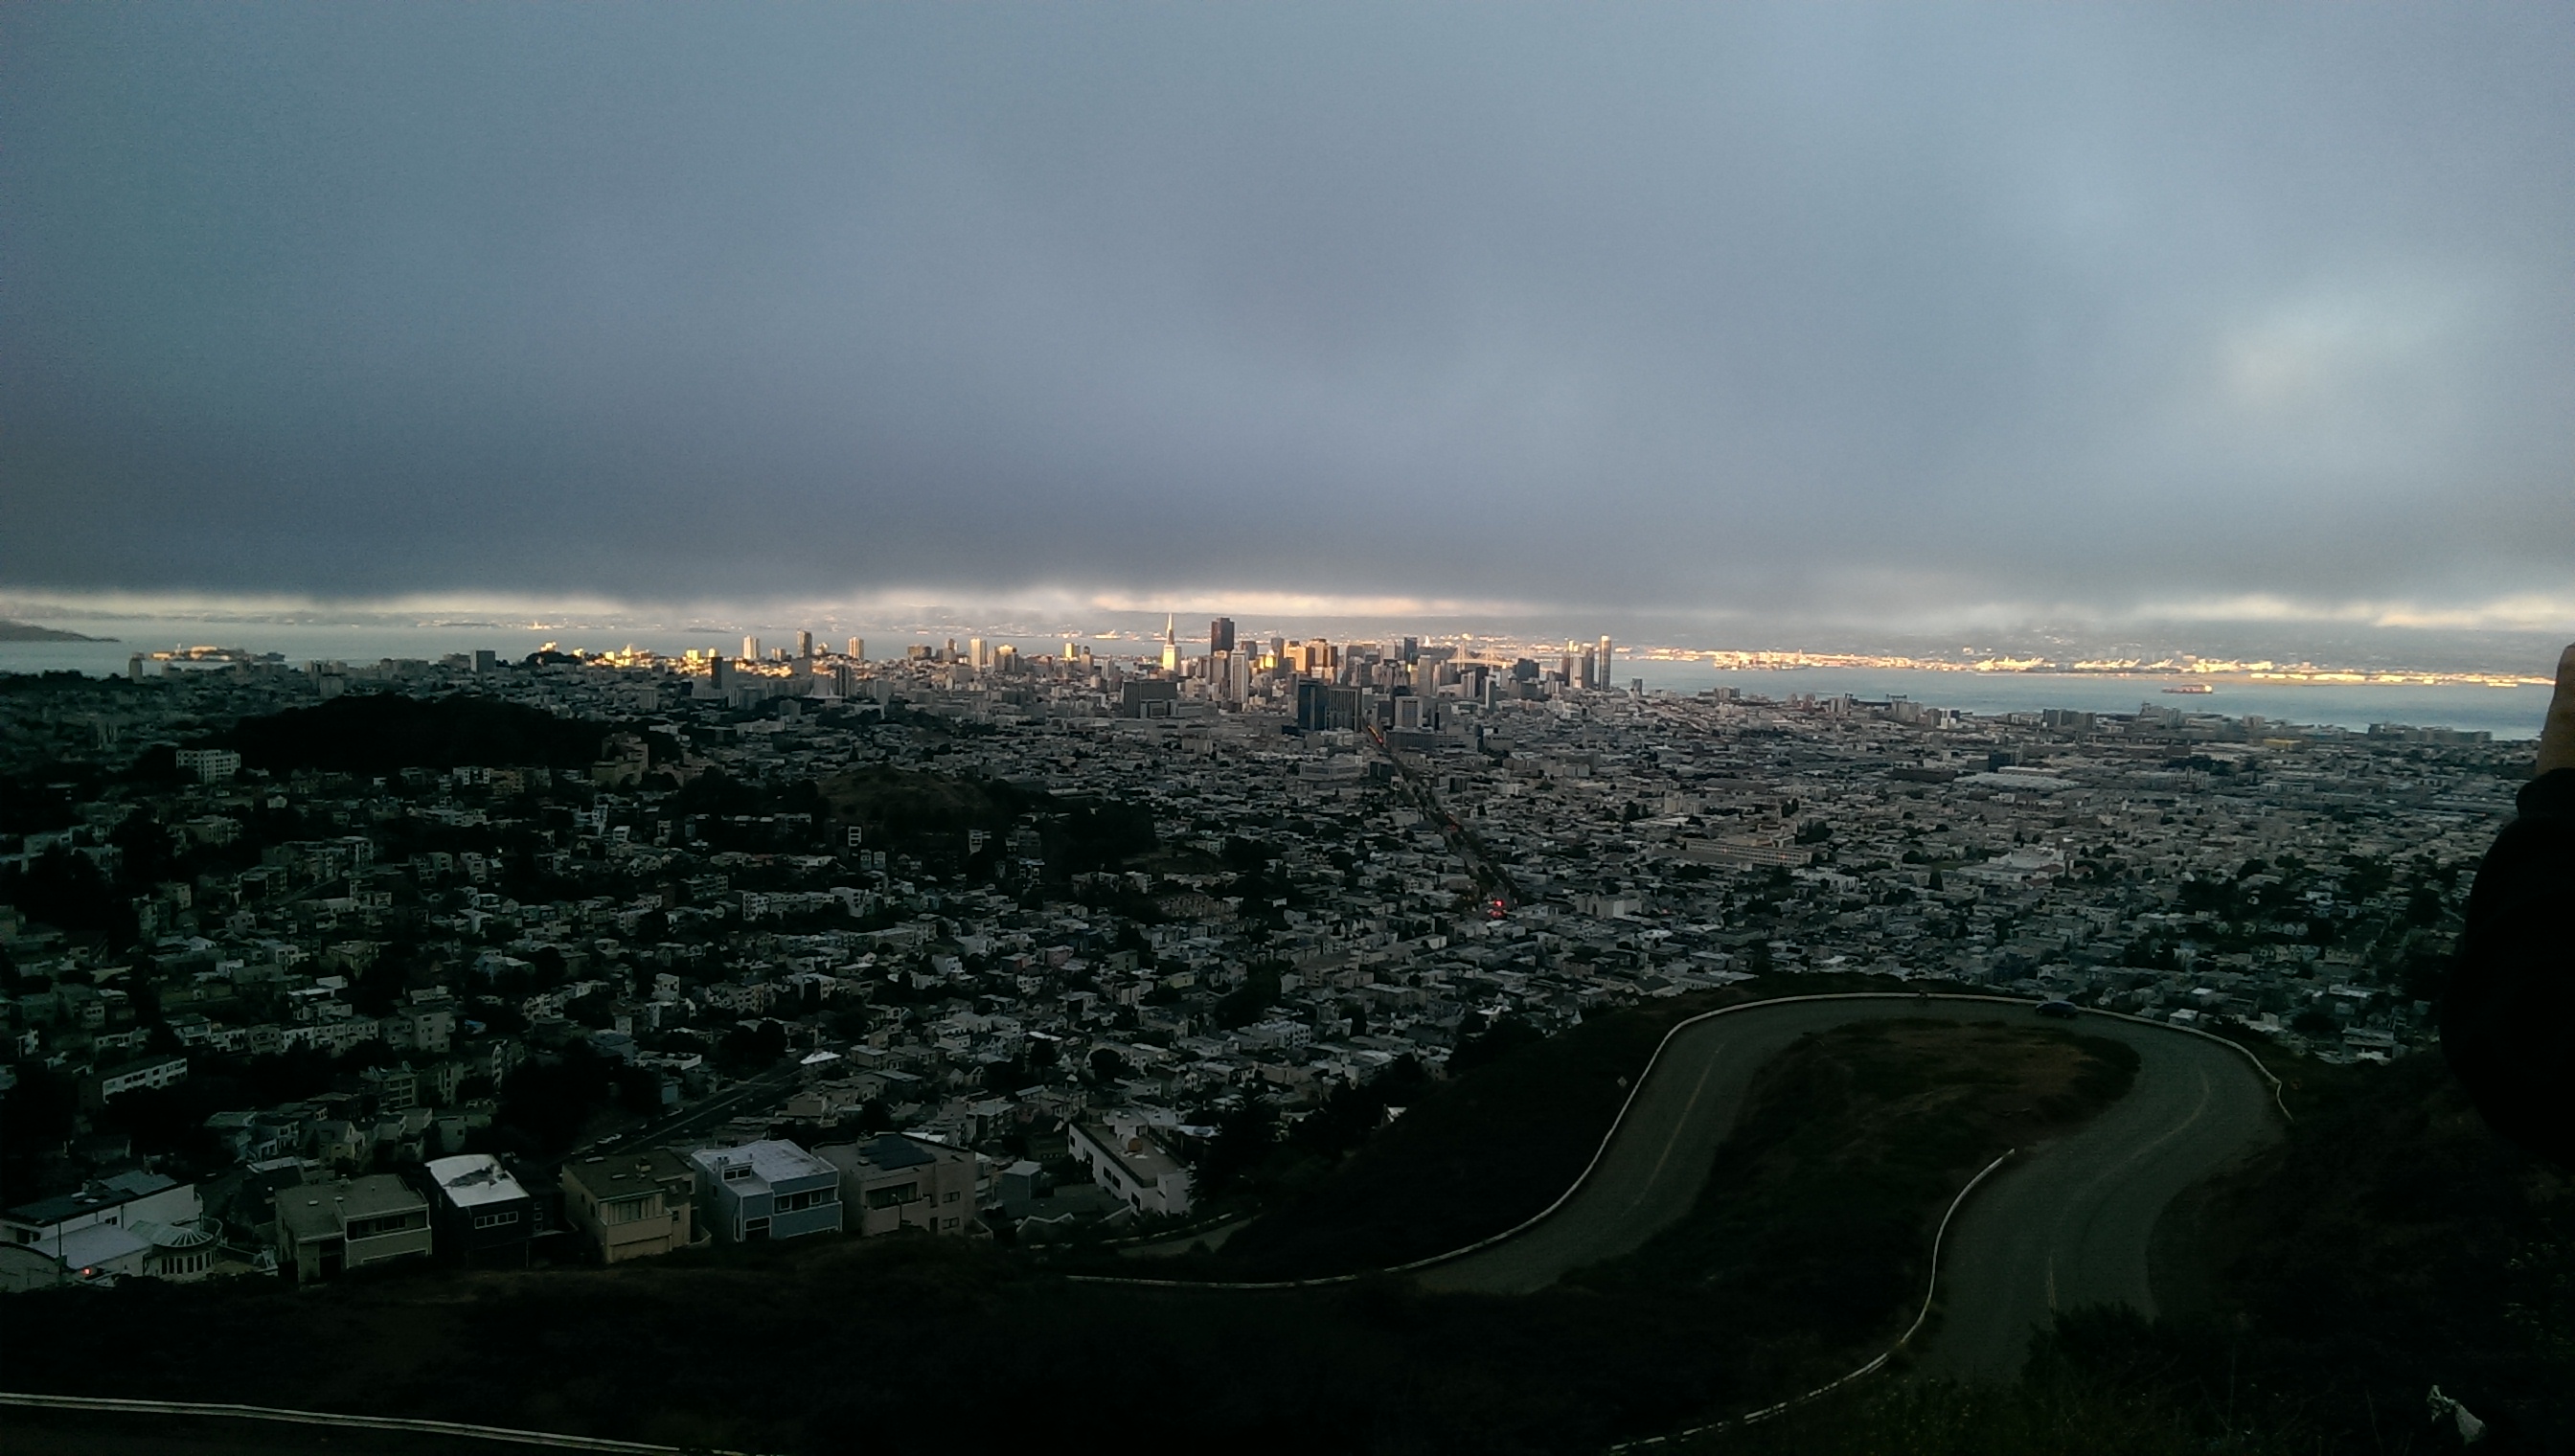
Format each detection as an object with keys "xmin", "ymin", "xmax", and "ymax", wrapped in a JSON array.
[
  {"xmin": 1194, "ymin": 1101, "xmax": 1280, "ymax": 1195},
  {"xmin": 1449, "ymin": 1014, "xmax": 1547, "ymax": 1076},
  {"xmin": 481, "ymin": 1045, "xmax": 632, "ymax": 1159},
  {"xmin": 0, "ymin": 1063, "xmax": 80, "ymax": 1200},
  {"xmin": 2405, "ymin": 884, "xmax": 2448, "ymax": 927},
  {"xmin": 1215, "ymin": 962, "xmax": 1284, "ymax": 1029},
  {"xmin": 3, "ymin": 845, "xmax": 130, "ymax": 941},
  {"xmin": 713, "ymin": 1020, "xmax": 788, "ymax": 1077}
]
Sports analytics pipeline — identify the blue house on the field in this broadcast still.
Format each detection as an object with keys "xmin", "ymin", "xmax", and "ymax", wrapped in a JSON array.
[{"xmin": 688, "ymin": 1140, "xmax": 844, "ymax": 1243}]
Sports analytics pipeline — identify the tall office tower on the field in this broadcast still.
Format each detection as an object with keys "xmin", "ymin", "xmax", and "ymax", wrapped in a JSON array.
[
  {"xmin": 742, "ymin": 636, "xmax": 761, "ymax": 662},
  {"xmin": 1401, "ymin": 636, "xmax": 1419, "ymax": 664},
  {"xmin": 710, "ymin": 658, "xmax": 734, "ymax": 692},
  {"xmin": 1295, "ymin": 678, "xmax": 1330, "ymax": 730},
  {"xmin": 1064, "ymin": 639, "xmax": 1080, "ymax": 661},
  {"xmin": 1268, "ymin": 635, "xmax": 1287, "ymax": 663},
  {"xmin": 796, "ymin": 630, "xmax": 814, "ymax": 659},
  {"xmin": 1160, "ymin": 614, "xmax": 1179, "ymax": 674},
  {"xmin": 968, "ymin": 637, "xmax": 988, "ymax": 669},
  {"xmin": 847, "ymin": 637, "xmax": 865, "ymax": 661},
  {"xmin": 1598, "ymin": 635, "xmax": 1614, "ymax": 688},
  {"xmin": 1210, "ymin": 617, "xmax": 1236, "ymax": 655}
]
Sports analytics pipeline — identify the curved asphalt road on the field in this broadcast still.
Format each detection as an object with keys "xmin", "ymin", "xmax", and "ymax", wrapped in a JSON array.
[{"xmin": 1413, "ymin": 995, "xmax": 2282, "ymax": 1380}]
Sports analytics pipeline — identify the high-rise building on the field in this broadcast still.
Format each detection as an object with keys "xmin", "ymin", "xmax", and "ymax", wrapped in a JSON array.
[
  {"xmin": 846, "ymin": 637, "xmax": 865, "ymax": 661},
  {"xmin": 1159, "ymin": 614, "xmax": 1179, "ymax": 674},
  {"xmin": 1122, "ymin": 680, "xmax": 1179, "ymax": 718},
  {"xmin": 1210, "ymin": 617, "xmax": 1236, "ymax": 655},
  {"xmin": 796, "ymin": 630, "xmax": 815, "ymax": 659},
  {"xmin": 968, "ymin": 637, "xmax": 988, "ymax": 670},
  {"xmin": 1295, "ymin": 679, "xmax": 1330, "ymax": 730},
  {"xmin": 1401, "ymin": 636, "xmax": 1419, "ymax": 664},
  {"xmin": 1598, "ymin": 635, "xmax": 1614, "ymax": 689},
  {"xmin": 742, "ymin": 636, "xmax": 761, "ymax": 662}
]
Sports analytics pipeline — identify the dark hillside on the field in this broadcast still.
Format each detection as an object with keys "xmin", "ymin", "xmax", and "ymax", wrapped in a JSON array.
[
  {"xmin": 1213, "ymin": 989, "xmax": 1746, "ymax": 1277},
  {"xmin": 1210, "ymin": 978, "xmax": 2015, "ymax": 1279},
  {"xmin": 2046, "ymin": 1052, "xmax": 2575, "ymax": 1451},
  {"xmin": 206, "ymin": 693, "xmax": 611, "ymax": 772},
  {"xmin": 1579, "ymin": 1020, "xmax": 2135, "ymax": 1362}
]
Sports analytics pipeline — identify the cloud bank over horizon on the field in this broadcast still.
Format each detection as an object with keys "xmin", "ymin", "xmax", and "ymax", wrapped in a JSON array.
[{"xmin": 7, "ymin": 5, "xmax": 2571, "ymax": 635}]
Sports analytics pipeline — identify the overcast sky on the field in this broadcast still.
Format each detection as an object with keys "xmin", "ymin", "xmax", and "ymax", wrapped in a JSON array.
[{"xmin": 6, "ymin": 4, "xmax": 2571, "ymax": 635}]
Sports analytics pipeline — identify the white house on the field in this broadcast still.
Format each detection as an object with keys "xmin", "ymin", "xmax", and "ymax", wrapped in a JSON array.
[{"xmin": 1066, "ymin": 1115, "xmax": 1193, "ymax": 1218}]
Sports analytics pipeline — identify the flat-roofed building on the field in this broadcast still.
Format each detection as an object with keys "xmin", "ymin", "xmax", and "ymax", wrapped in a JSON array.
[
  {"xmin": 815, "ymin": 1134, "xmax": 977, "ymax": 1238},
  {"xmin": 4, "ymin": 1172, "xmax": 212, "ymax": 1284},
  {"xmin": 5, "ymin": 1171, "xmax": 199, "ymax": 1250},
  {"xmin": 422, "ymin": 1152, "xmax": 535, "ymax": 1265},
  {"xmin": 1066, "ymin": 1116, "xmax": 1193, "ymax": 1218},
  {"xmin": 274, "ymin": 1173, "xmax": 431, "ymax": 1283},
  {"xmin": 561, "ymin": 1149, "xmax": 698, "ymax": 1263},
  {"xmin": 80, "ymin": 1054, "xmax": 189, "ymax": 1110},
  {"xmin": 689, "ymin": 1139, "xmax": 843, "ymax": 1244}
]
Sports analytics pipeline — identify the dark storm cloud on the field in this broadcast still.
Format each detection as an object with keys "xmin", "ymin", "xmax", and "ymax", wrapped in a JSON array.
[{"xmin": 5, "ymin": 3, "xmax": 2571, "ymax": 623}]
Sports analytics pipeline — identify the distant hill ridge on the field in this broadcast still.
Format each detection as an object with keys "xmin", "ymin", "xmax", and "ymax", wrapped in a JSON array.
[{"xmin": 0, "ymin": 619, "xmax": 114, "ymax": 642}]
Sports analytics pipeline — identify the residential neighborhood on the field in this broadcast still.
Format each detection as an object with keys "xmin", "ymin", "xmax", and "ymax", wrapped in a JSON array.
[{"xmin": 0, "ymin": 630, "xmax": 2512, "ymax": 1288}]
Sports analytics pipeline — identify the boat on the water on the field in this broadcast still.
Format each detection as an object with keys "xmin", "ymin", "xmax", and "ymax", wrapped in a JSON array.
[{"xmin": 2162, "ymin": 683, "xmax": 2215, "ymax": 694}]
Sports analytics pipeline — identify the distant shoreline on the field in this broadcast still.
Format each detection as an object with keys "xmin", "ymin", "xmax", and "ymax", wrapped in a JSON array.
[{"xmin": 1625, "ymin": 650, "xmax": 2550, "ymax": 691}]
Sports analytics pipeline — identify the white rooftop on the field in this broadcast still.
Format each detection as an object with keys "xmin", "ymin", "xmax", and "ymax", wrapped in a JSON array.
[
  {"xmin": 424, "ymin": 1153, "xmax": 530, "ymax": 1209},
  {"xmin": 690, "ymin": 1139, "xmax": 835, "ymax": 1189}
]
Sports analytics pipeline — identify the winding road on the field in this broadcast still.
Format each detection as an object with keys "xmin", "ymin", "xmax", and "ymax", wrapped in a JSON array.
[{"xmin": 1412, "ymin": 994, "xmax": 2283, "ymax": 1380}]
